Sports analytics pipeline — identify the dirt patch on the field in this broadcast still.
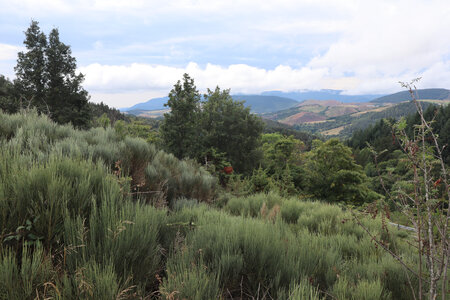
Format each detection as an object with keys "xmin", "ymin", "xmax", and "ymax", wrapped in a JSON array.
[{"xmin": 280, "ymin": 112, "xmax": 327, "ymax": 125}]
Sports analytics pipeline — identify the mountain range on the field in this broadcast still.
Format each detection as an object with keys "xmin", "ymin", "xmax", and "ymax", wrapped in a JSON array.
[
  {"xmin": 121, "ymin": 88, "xmax": 450, "ymax": 137},
  {"xmin": 120, "ymin": 89, "xmax": 385, "ymax": 114}
]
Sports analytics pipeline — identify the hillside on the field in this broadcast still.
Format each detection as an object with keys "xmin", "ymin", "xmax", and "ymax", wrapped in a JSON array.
[
  {"xmin": 261, "ymin": 88, "xmax": 450, "ymax": 137},
  {"xmin": 262, "ymin": 89, "xmax": 383, "ymax": 102},
  {"xmin": 293, "ymin": 101, "xmax": 437, "ymax": 137},
  {"xmin": 231, "ymin": 94, "xmax": 298, "ymax": 113},
  {"xmin": 120, "ymin": 96, "xmax": 169, "ymax": 112},
  {"xmin": 122, "ymin": 94, "xmax": 299, "ymax": 116},
  {"xmin": 370, "ymin": 88, "xmax": 450, "ymax": 103},
  {"xmin": 263, "ymin": 100, "xmax": 380, "ymax": 125}
]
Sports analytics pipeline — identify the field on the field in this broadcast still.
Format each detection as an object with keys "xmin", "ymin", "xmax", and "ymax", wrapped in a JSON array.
[{"xmin": 321, "ymin": 125, "xmax": 346, "ymax": 136}]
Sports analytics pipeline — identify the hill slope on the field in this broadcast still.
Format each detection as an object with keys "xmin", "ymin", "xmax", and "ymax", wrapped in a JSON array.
[
  {"xmin": 371, "ymin": 88, "xmax": 450, "ymax": 103},
  {"xmin": 231, "ymin": 95, "xmax": 298, "ymax": 113},
  {"xmin": 122, "ymin": 94, "xmax": 299, "ymax": 115},
  {"xmin": 262, "ymin": 90, "xmax": 382, "ymax": 103},
  {"xmin": 121, "ymin": 96, "xmax": 169, "ymax": 112}
]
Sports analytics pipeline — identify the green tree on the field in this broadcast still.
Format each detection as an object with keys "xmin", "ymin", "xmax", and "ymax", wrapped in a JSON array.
[
  {"xmin": 0, "ymin": 75, "xmax": 19, "ymax": 113},
  {"xmin": 261, "ymin": 133, "xmax": 303, "ymax": 172},
  {"xmin": 14, "ymin": 21, "xmax": 91, "ymax": 128},
  {"xmin": 45, "ymin": 28, "xmax": 91, "ymax": 128},
  {"xmin": 201, "ymin": 87, "xmax": 263, "ymax": 173},
  {"xmin": 305, "ymin": 138, "xmax": 378, "ymax": 204},
  {"xmin": 160, "ymin": 73, "xmax": 202, "ymax": 159},
  {"xmin": 14, "ymin": 20, "xmax": 47, "ymax": 110}
]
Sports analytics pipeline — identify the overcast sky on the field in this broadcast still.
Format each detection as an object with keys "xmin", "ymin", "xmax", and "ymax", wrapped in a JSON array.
[{"xmin": 0, "ymin": 0, "xmax": 449, "ymax": 108}]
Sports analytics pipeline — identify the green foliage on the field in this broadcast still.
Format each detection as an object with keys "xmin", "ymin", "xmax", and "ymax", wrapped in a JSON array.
[
  {"xmin": 119, "ymin": 118, "xmax": 160, "ymax": 145},
  {"xmin": 145, "ymin": 151, "xmax": 217, "ymax": 207},
  {"xmin": 89, "ymin": 101, "xmax": 129, "ymax": 125},
  {"xmin": 202, "ymin": 87, "xmax": 264, "ymax": 173},
  {"xmin": 160, "ymin": 73, "xmax": 202, "ymax": 159},
  {"xmin": 0, "ymin": 110, "xmax": 429, "ymax": 299},
  {"xmin": 96, "ymin": 113, "xmax": 111, "ymax": 128},
  {"xmin": 0, "ymin": 75, "xmax": 19, "ymax": 113},
  {"xmin": 262, "ymin": 118, "xmax": 320, "ymax": 150},
  {"xmin": 160, "ymin": 257, "xmax": 220, "ymax": 300},
  {"xmin": 261, "ymin": 133, "xmax": 303, "ymax": 171},
  {"xmin": 161, "ymin": 201, "xmax": 417, "ymax": 299},
  {"xmin": 14, "ymin": 21, "xmax": 91, "ymax": 128},
  {"xmin": 161, "ymin": 76, "xmax": 263, "ymax": 173},
  {"xmin": 304, "ymin": 139, "xmax": 379, "ymax": 204},
  {"xmin": 14, "ymin": 20, "xmax": 47, "ymax": 110},
  {"xmin": 0, "ymin": 243, "xmax": 56, "ymax": 299}
]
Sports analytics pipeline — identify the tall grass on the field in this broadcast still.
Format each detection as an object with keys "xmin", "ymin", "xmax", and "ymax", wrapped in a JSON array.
[{"xmin": 0, "ymin": 110, "xmax": 427, "ymax": 299}]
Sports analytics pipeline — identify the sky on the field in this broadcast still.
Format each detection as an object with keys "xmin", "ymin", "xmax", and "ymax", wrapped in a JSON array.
[{"xmin": 0, "ymin": 0, "xmax": 449, "ymax": 108}]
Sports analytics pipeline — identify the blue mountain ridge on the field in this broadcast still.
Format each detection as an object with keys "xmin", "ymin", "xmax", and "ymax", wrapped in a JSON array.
[{"xmin": 120, "ymin": 90, "xmax": 385, "ymax": 113}]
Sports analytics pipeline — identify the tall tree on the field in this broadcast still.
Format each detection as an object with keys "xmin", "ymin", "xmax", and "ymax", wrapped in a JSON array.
[
  {"xmin": 14, "ymin": 21, "xmax": 91, "ymax": 128},
  {"xmin": 201, "ymin": 87, "xmax": 263, "ymax": 173},
  {"xmin": 45, "ymin": 28, "xmax": 91, "ymax": 127},
  {"xmin": 160, "ymin": 73, "xmax": 202, "ymax": 159},
  {"xmin": 14, "ymin": 20, "xmax": 47, "ymax": 111}
]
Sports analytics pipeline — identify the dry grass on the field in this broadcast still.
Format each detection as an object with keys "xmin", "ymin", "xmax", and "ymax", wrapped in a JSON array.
[
  {"xmin": 350, "ymin": 105, "xmax": 391, "ymax": 117},
  {"xmin": 137, "ymin": 109, "xmax": 169, "ymax": 118},
  {"xmin": 417, "ymin": 99, "xmax": 450, "ymax": 104},
  {"xmin": 304, "ymin": 119, "xmax": 335, "ymax": 124},
  {"xmin": 320, "ymin": 125, "xmax": 346, "ymax": 136}
]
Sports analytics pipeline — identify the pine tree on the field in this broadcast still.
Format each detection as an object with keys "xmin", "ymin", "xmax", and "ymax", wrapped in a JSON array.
[
  {"xmin": 14, "ymin": 21, "xmax": 91, "ymax": 128},
  {"xmin": 160, "ymin": 73, "xmax": 202, "ymax": 159},
  {"xmin": 14, "ymin": 20, "xmax": 47, "ymax": 111},
  {"xmin": 45, "ymin": 28, "xmax": 91, "ymax": 127}
]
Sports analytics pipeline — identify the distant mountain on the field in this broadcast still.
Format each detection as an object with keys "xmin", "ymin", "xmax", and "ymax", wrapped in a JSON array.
[
  {"xmin": 371, "ymin": 88, "xmax": 450, "ymax": 104},
  {"xmin": 263, "ymin": 100, "xmax": 377, "ymax": 125},
  {"xmin": 121, "ymin": 94, "xmax": 299, "ymax": 115},
  {"xmin": 262, "ymin": 90, "xmax": 383, "ymax": 103},
  {"xmin": 231, "ymin": 95, "xmax": 298, "ymax": 113},
  {"xmin": 120, "ymin": 97, "xmax": 169, "ymax": 112}
]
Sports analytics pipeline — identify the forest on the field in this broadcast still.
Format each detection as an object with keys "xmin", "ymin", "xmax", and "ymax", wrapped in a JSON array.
[{"xmin": 0, "ymin": 21, "xmax": 449, "ymax": 300}]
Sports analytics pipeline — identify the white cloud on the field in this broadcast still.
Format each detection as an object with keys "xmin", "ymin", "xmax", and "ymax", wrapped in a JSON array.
[
  {"xmin": 0, "ymin": 43, "xmax": 22, "ymax": 61},
  {"xmin": 2, "ymin": 0, "xmax": 449, "ymax": 107},
  {"xmin": 309, "ymin": 1, "xmax": 450, "ymax": 79},
  {"xmin": 80, "ymin": 62, "xmax": 333, "ymax": 106}
]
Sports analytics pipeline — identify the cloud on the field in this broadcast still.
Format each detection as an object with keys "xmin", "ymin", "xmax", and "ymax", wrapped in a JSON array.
[
  {"xmin": 309, "ymin": 1, "xmax": 450, "ymax": 77},
  {"xmin": 0, "ymin": 43, "xmax": 22, "ymax": 61},
  {"xmin": 2, "ymin": 0, "xmax": 449, "ymax": 107},
  {"xmin": 80, "ymin": 62, "xmax": 329, "ymax": 93}
]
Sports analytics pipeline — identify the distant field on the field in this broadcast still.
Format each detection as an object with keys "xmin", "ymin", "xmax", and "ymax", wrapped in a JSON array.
[
  {"xmin": 137, "ymin": 109, "xmax": 169, "ymax": 118},
  {"xmin": 321, "ymin": 125, "xmax": 346, "ymax": 136},
  {"xmin": 304, "ymin": 119, "xmax": 334, "ymax": 124},
  {"xmin": 299, "ymin": 104, "xmax": 326, "ymax": 113},
  {"xmin": 351, "ymin": 104, "xmax": 391, "ymax": 116},
  {"xmin": 418, "ymin": 99, "xmax": 450, "ymax": 104}
]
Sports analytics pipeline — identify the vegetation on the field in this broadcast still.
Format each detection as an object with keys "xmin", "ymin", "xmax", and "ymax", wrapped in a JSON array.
[
  {"xmin": 161, "ymin": 75, "xmax": 263, "ymax": 173},
  {"xmin": 0, "ymin": 22, "xmax": 448, "ymax": 300},
  {"xmin": 0, "ymin": 110, "xmax": 431, "ymax": 299},
  {"xmin": 14, "ymin": 21, "xmax": 91, "ymax": 128}
]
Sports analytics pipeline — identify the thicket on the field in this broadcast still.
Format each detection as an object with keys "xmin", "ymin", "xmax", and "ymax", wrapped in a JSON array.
[{"xmin": 0, "ymin": 110, "xmax": 430, "ymax": 299}]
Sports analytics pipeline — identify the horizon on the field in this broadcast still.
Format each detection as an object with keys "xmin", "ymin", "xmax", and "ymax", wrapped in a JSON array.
[{"xmin": 1, "ymin": 0, "xmax": 449, "ymax": 108}]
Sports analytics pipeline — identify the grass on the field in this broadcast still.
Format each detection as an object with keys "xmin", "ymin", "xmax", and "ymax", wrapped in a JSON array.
[
  {"xmin": 0, "ymin": 110, "xmax": 435, "ymax": 299},
  {"xmin": 321, "ymin": 125, "xmax": 346, "ymax": 136}
]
